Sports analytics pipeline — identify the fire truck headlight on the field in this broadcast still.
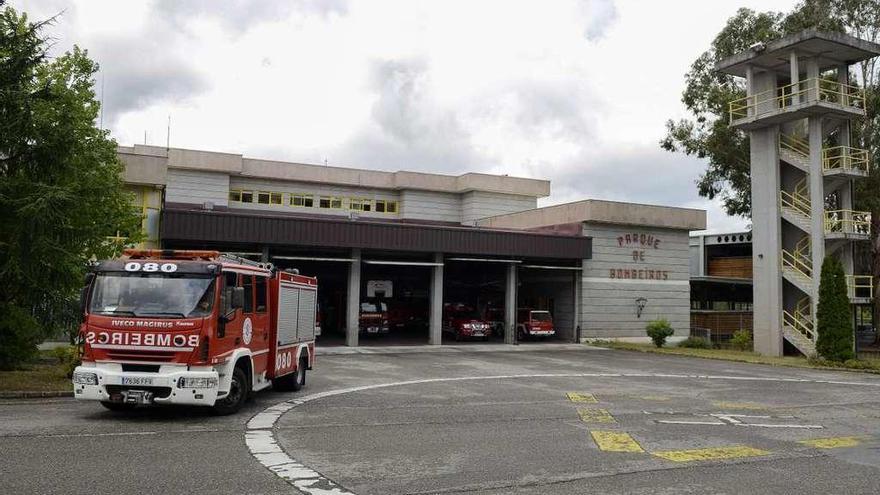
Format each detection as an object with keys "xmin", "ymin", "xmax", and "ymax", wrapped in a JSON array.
[
  {"xmin": 73, "ymin": 372, "xmax": 98, "ymax": 385},
  {"xmin": 178, "ymin": 377, "xmax": 218, "ymax": 388}
]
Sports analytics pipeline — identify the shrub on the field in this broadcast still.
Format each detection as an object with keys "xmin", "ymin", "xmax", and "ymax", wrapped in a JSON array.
[
  {"xmin": 678, "ymin": 337, "xmax": 711, "ymax": 349},
  {"xmin": 816, "ymin": 256, "xmax": 854, "ymax": 362},
  {"xmin": 0, "ymin": 303, "xmax": 42, "ymax": 370},
  {"xmin": 646, "ymin": 319, "xmax": 675, "ymax": 348},
  {"xmin": 51, "ymin": 346, "xmax": 81, "ymax": 378},
  {"xmin": 730, "ymin": 329, "xmax": 753, "ymax": 351}
]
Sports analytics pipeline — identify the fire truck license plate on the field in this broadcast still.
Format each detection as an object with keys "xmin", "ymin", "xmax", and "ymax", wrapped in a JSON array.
[{"xmin": 122, "ymin": 376, "xmax": 154, "ymax": 386}]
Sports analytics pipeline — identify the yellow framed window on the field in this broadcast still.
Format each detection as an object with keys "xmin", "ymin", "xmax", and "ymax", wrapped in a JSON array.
[
  {"xmin": 350, "ymin": 198, "xmax": 372, "ymax": 211},
  {"xmin": 319, "ymin": 196, "xmax": 344, "ymax": 209},
  {"xmin": 290, "ymin": 193, "xmax": 314, "ymax": 207},
  {"xmin": 257, "ymin": 192, "xmax": 271, "ymax": 204},
  {"xmin": 229, "ymin": 190, "xmax": 242, "ymax": 202},
  {"xmin": 240, "ymin": 191, "xmax": 254, "ymax": 203},
  {"xmin": 269, "ymin": 192, "xmax": 282, "ymax": 205},
  {"xmin": 375, "ymin": 200, "xmax": 399, "ymax": 214}
]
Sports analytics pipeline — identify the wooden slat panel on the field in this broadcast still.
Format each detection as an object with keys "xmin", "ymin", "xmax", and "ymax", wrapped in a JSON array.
[
  {"xmin": 691, "ymin": 311, "xmax": 753, "ymax": 336},
  {"xmin": 708, "ymin": 257, "xmax": 753, "ymax": 279}
]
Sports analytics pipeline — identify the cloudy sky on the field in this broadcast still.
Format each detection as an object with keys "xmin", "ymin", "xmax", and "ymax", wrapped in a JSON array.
[{"xmin": 15, "ymin": 0, "xmax": 800, "ymax": 231}]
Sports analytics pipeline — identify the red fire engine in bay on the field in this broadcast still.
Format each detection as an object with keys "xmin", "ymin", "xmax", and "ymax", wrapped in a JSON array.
[{"xmin": 72, "ymin": 250, "xmax": 317, "ymax": 414}]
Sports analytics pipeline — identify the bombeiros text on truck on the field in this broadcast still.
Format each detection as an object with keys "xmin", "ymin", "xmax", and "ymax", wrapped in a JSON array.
[{"xmin": 72, "ymin": 250, "xmax": 318, "ymax": 414}]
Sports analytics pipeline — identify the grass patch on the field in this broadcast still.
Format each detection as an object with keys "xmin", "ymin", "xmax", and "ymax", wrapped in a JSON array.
[
  {"xmin": 590, "ymin": 341, "xmax": 880, "ymax": 373},
  {"xmin": 0, "ymin": 363, "xmax": 72, "ymax": 392}
]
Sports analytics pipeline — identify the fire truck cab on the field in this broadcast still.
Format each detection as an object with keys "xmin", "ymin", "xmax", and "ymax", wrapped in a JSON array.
[{"xmin": 72, "ymin": 250, "xmax": 317, "ymax": 415}]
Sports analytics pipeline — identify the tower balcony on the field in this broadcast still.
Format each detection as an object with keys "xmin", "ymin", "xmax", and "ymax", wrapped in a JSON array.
[
  {"xmin": 824, "ymin": 210, "xmax": 871, "ymax": 239},
  {"xmin": 729, "ymin": 78, "xmax": 865, "ymax": 130},
  {"xmin": 823, "ymin": 146, "xmax": 870, "ymax": 178}
]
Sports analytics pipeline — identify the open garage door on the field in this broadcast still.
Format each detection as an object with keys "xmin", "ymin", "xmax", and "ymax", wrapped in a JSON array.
[
  {"xmin": 359, "ymin": 255, "xmax": 434, "ymax": 346},
  {"xmin": 517, "ymin": 264, "xmax": 581, "ymax": 343},
  {"xmin": 443, "ymin": 258, "xmax": 513, "ymax": 344}
]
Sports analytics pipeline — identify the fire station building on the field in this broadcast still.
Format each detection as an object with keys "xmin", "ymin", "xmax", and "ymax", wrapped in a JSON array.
[{"xmin": 119, "ymin": 144, "xmax": 705, "ymax": 346}]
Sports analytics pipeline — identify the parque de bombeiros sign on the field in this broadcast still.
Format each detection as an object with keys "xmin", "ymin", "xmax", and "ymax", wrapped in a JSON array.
[{"xmin": 609, "ymin": 232, "xmax": 669, "ymax": 281}]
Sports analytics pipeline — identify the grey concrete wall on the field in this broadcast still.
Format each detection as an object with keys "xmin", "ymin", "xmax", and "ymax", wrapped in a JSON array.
[
  {"xmin": 165, "ymin": 169, "xmax": 230, "ymax": 207},
  {"xmin": 580, "ymin": 223, "xmax": 691, "ymax": 338},
  {"xmin": 461, "ymin": 191, "xmax": 536, "ymax": 225},
  {"xmin": 399, "ymin": 190, "xmax": 461, "ymax": 223}
]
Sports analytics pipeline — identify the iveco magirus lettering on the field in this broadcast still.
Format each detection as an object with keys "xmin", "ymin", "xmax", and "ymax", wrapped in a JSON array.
[{"xmin": 72, "ymin": 249, "xmax": 318, "ymax": 414}]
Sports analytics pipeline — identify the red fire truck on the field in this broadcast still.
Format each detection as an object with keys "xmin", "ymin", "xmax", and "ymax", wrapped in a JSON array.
[{"xmin": 72, "ymin": 250, "xmax": 317, "ymax": 414}]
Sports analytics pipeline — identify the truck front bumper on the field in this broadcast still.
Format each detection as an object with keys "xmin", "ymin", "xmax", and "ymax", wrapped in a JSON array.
[{"xmin": 72, "ymin": 362, "xmax": 221, "ymax": 406}]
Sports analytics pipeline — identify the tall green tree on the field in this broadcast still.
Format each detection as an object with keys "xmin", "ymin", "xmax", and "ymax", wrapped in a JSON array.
[
  {"xmin": 816, "ymin": 256, "xmax": 854, "ymax": 361},
  {"xmin": 0, "ymin": 5, "xmax": 142, "ymax": 368},
  {"xmin": 661, "ymin": 0, "xmax": 880, "ymax": 326}
]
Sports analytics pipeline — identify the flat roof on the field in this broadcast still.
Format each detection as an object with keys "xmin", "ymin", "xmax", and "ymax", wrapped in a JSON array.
[
  {"xmin": 475, "ymin": 199, "xmax": 706, "ymax": 231},
  {"xmin": 118, "ymin": 144, "xmax": 550, "ymax": 198},
  {"xmin": 716, "ymin": 30, "xmax": 880, "ymax": 77}
]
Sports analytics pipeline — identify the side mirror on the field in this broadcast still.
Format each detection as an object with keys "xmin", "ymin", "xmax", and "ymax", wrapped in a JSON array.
[
  {"xmin": 79, "ymin": 286, "xmax": 89, "ymax": 322},
  {"xmin": 231, "ymin": 286, "xmax": 245, "ymax": 310}
]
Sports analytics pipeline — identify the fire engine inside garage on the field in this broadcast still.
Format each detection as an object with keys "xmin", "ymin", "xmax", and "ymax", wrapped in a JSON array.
[{"xmin": 120, "ymin": 144, "xmax": 706, "ymax": 347}]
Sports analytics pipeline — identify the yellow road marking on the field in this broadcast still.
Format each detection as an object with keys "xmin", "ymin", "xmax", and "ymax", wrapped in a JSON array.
[
  {"xmin": 578, "ymin": 408, "xmax": 616, "ymax": 424},
  {"xmin": 799, "ymin": 436, "xmax": 861, "ymax": 449},
  {"xmin": 590, "ymin": 430, "xmax": 644, "ymax": 453},
  {"xmin": 653, "ymin": 445, "xmax": 769, "ymax": 462},
  {"xmin": 567, "ymin": 392, "xmax": 598, "ymax": 403},
  {"xmin": 713, "ymin": 401, "xmax": 767, "ymax": 410}
]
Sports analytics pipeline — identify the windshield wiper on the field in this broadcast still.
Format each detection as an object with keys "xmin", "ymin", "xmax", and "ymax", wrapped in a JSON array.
[
  {"xmin": 133, "ymin": 311, "xmax": 187, "ymax": 319},
  {"xmin": 96, "ymin": 310, "xmax": 137, "ymax": 316}
]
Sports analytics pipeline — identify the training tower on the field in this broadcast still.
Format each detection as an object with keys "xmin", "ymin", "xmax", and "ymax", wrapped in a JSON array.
[{"xmin": 717, "ymin": 30, "xmax": 879, "ymax": 356}]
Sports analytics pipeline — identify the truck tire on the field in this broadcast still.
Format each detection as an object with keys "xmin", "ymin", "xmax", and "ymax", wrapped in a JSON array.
[
  {"xmin": 291, "ymin": 356, "xmax": 307, "ymax": 391},
  {"xmin": 100, "ymin": 401, "xmax": 136, "ymax": 412},
  {"xmin": 272, "ymin": 356, "xmax": 308, "ymax": 392},
  {"xmin": 212, "ymin": 366, "xmax": 249, "ymax": 415}
]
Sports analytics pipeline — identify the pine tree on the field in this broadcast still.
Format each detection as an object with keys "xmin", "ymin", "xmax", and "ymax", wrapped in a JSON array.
[{"xmin": 815, "ymin": 256, "xmax": 854, "ymax": 362}]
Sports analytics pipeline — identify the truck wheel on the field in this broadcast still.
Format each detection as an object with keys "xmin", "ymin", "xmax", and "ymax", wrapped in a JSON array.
[
  {"xmin": 291, "ymin": 357, "xmax": 307, "ymax": 391},
  {"xmin": 517, "ymin": 326, "xmax": 527, "ymax": 341},
  {"xmin": 100, "ymin": 401, "xmax": 136, "ymax": 412},
  {"xmin": 272, "ymin": 356, "xmax": 308, "ymax": 392},
  {"xmin": 212, "ymin": 366, "xmax": 249, "ymax": 415}
]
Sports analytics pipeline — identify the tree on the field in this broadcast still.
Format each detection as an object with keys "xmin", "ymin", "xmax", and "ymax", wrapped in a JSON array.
[
  {"xmin": 0, "ymin": 6, "xmax": 143, "ymax": 369},
  {"xmin": 816, "ymin": 256, "xmax": 854, "ymax": 361},
  {"xmin": 661, "ymin": 0, "xmax": 880, "ymax": 328}
]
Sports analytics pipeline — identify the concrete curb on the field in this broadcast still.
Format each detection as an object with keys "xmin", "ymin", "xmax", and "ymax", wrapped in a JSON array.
[{"xmin": 0, "ymin": 390, "xmax": 73, "ymax": 399}]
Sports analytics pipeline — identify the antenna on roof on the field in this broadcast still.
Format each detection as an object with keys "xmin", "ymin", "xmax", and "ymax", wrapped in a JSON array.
[
  {"xmin": 324, "ymin": 157, "xmax": 328, "ymax": 166},
  {"xmin": 166, "ymin": 115, "xmax": 171, "ymax": 150},
  {"xmin": 144, "ymin": 130, "xmax": 147, "ymax": 145}
]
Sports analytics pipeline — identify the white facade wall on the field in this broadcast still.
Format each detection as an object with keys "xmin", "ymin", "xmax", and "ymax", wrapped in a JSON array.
[
  {"xmin": 165, "ymin": 169, "xmax": 230, "ymax": 207},
  {"xmin": 461, "ymin": 191, "xmax": 536, "ymax": 225},
  {"xmin": 399, "ymin": 190, "xmax": 461, "ymax": 223},
  {"xmin": 580, "ymin": 223, "xmax": 691, "ymax": 339}
]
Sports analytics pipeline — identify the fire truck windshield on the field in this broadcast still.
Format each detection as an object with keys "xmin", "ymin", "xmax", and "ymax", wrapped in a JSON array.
[{"xmin": 88, "ymin": 272, "xmax": 216, "ymax": 319}]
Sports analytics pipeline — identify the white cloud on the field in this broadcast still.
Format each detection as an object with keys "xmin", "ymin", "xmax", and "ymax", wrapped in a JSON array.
[{"xmin": 12, "ymin": 0, "xmax": 801, "ymax": 231}]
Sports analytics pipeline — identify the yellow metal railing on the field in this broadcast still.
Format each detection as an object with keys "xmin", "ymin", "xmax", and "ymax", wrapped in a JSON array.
[
  {"xmin": 847, "ymin": 275, "xmax": 874, "ymax": 300},
  {"xmin": 824, "ymin": 209, "xmax": 872, "ymax": 235},
  {"xmin": 782, "ymin": 248, "xmax": 813, "ymax": 280},
  {"xmin": 795, "ymin": 236, "xmax": 811, "ymax": 256},
  {"xmin": 823, "ymin": 146, "xmax": 870, "ymax": 174},
  {"xmin": 730, "ymin": 77, "xmax": 866, "ymax": 122},
  {"xmin": 780, "ymin": 188, "xmax": 811, "ymax": 217},
  {"xmin": 780, "ymin": 133, "xmax": 810, "ymax": 158},
  {"xmin": 783, "ymin": 308, "xmax": 816, "ymax": 341}
]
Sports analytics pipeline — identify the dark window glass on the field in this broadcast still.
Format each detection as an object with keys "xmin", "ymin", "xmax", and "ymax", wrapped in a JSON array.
[
  {"xmin": 242, "ymin": 275, "xmax": 254, "ymax": 313},
  {"xmin": 255, "ymin": 277, "xmax": 267, "ymax": 313},
  {"xmin": 240, "ymin": 191, "xmax": 254, "ymax": 203}
]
